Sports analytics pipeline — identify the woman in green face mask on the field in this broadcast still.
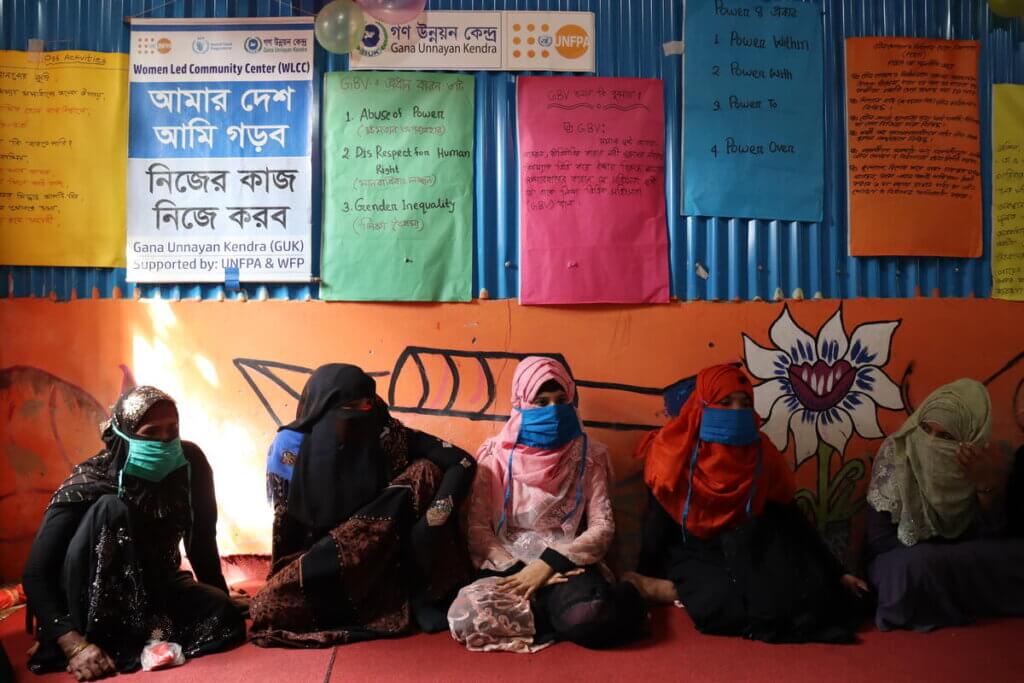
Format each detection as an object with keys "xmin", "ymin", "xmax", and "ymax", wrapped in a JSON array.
[
  {"xmin": 22, "ymin": 386, "xmax": 245, "ymax": 680},
  {"xmin": 866, "ymin": 378, "xmax": 1024, "ymax": 631}
]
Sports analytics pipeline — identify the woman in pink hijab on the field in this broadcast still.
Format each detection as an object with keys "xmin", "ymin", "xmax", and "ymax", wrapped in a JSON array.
[{"xmin": 447, "ymin": 357, "xmax": 647, "ymax": 652}]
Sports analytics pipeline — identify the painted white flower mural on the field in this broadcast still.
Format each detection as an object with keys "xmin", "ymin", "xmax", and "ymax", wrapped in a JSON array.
[{"xmin": 743, "ymin": 305, "xmax": 905, "ymax": 465}]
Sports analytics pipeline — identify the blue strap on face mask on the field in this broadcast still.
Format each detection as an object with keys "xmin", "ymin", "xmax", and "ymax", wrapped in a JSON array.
[
  {"xmin": 496, "ymin": 440, "xmax": 518, "ymax": 533},
  {"xmin": 745, "ymin": 448, "xmax": 764, "ymax": 518},
  {"xmin": 681, "ymin": 445, "xmax": 700, "ymax": 543},
  {"xmin": 560, "ymin": 433, "xmax": 588, "ymax": 523},
  {"xmin": 116, "ymin": 454, "xmax": 194, "ymax": 533},
  {"xmin": 496, "ymin": 433, "xmax": 589, "ymax": 533},
  {"xmin": 681, "ymin": 444, "xmax": 764, "ymax": 543}
]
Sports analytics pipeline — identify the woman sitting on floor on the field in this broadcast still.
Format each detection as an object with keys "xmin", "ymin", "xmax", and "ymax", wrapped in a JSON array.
[
  {"xmin": 250, "ymin": 363, "xmax": 476, "ymax": 648},
  {"xmin": 448, "ymin": 356, "xmax": 647, "ymax": 652},
  {"xmin": 23, "ymin": 386, "xmax": 245, "ymax": 680},
  {"xmin": 865, "ymin": 378, "xmax": 1024, "ymax": 631},
  {"xmin": 622, "ymin": 364, "xmax": 866, "ymax": 644}
]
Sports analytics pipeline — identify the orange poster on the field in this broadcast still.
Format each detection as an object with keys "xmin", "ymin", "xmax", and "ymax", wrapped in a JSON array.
[{"xmin": 845, "ymin": 38, "xmax": 981, "ymax": 257}]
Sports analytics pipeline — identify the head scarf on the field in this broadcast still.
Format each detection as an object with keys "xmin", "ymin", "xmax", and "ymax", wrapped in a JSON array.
[
  {"xmin": 479, "ymin": 356, "xmax": 591, "ymax": 535},
  {"xmin": 635, "ymin": 364, "xmax": 795, "ymax": 539},
  {"xmin": 50, "ymin": 386, "xmax": 190, "ymax": 524},
  {"xmin": 867, "ymin": 378, "xmax": 991, "ymax": 546},
  {"xmin": 284, "ymin": 363, "xmax": 392, "ymax": 529}
]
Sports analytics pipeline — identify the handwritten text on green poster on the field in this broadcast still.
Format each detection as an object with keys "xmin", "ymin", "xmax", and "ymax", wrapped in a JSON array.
[{"xmin": 321, "ymin": 71, "xmax": 474, "ymax": 301}]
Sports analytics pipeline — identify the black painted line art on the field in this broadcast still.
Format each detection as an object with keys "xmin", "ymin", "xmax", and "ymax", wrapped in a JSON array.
[
  {"xmin": 983, "ymin": 350, "xmax": 1024, "ymax": 431},
  {"xmin": 235, "ymin": 347, "xmax": 696, "ymax": 432},
  {"xmin": 984, "ymin": 350, "xmax": 1024, "ymax": 386},
  {"xmin": 233, "ymin": 358, "xmax": 389, "ymax": 427},
  {"xmin": 900, "ymin": 350, "xmax": 1024, "ymax": 430}
]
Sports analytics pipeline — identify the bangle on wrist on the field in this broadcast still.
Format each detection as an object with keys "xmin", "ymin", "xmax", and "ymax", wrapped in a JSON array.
[{"xmin": 66, "ymin": 640, "xmax": 89, "ymax": 660}]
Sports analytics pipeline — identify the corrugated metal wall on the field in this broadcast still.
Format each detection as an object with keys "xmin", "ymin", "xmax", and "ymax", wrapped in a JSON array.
[{"xmin": 1, "ymin": 0, "xmax": 1019, "ymax": 301}]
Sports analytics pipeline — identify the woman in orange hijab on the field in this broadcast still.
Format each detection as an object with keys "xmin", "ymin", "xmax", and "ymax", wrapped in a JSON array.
[{"xmin": 623, "ymin": 365, "xmax": 867, "ymax": 643}]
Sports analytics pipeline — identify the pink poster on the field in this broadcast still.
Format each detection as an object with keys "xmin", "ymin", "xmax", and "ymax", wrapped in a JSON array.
[{"xmin": 517, "ymin": 76, "xmax": 669, "ymax": 304}]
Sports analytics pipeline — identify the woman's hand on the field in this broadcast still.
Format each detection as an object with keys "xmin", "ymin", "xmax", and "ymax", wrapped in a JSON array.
[
  {"xmin": 956, "ymin": 443, "xmax": 1004, "ymax": 493},
  {"xmin": 544, "ymin": 568, "xmax": 585, "ymax": 586},
  {"xmin": 496, "ymin": 559, "xmax": 556, "ymax": 599},
  {"xmin": 230, "ymin": 587, "xmax": 251, "ymax": 618},
  {"xmin": 66, "ymin": 643, "xmax": 115, "ymax": 681},
  {"xmin": 840, "ymin": 573, "xmax": 869, "ymax": 598}
]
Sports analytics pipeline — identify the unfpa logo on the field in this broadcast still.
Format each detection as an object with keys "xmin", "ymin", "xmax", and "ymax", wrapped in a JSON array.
[{"xmin": 555, "ymin": 25, "xmax": 590, "ymax": 59}]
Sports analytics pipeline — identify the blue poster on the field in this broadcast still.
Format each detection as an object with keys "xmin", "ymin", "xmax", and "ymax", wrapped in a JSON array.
[{"xmin": 683, "ymin": 0, "xmax": 823, "ymax": 222}]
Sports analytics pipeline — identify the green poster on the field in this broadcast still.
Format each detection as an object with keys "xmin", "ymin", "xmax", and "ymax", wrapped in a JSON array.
[{"xmin": 321, "ymin": 72, "xmax": 475, "ymax": 301}]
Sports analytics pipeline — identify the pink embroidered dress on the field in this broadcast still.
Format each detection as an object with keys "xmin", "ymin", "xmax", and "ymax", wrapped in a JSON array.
[{"xmin": 447, "ymin": 356, "xmax": 616, "ymax": 653}]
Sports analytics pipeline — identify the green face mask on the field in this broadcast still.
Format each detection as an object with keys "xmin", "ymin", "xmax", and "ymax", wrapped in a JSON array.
[{"xmin": 112, "ymin": 424, "xmax": 188, "ymax": 489}]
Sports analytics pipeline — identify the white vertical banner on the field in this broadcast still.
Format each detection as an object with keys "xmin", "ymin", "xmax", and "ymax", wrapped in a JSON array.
[{"xmin": 126, "ymin": 17, "xmax": 314, "ymax": 283}]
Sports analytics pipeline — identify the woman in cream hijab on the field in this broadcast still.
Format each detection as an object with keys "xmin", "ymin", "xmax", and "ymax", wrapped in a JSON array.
[{"xmin": 866, "ymin": 379, "xmax": 1024, "ymax": 631}]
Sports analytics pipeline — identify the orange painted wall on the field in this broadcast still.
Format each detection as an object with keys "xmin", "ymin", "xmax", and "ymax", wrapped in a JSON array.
[{"xmin": 1, "ymin": 298, "xmax": 1022, "ymax": 583}]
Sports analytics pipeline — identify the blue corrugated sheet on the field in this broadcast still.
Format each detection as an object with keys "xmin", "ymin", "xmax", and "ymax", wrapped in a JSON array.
[{"xmin": 0, "ymin": 0, "xmax": 1018, "ymax": 300}]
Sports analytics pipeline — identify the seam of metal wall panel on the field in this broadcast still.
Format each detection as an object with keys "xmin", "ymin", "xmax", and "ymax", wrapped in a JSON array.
[{"xmin": 1, "ymin": 0, "xmax": 1014, "ymax": 301}]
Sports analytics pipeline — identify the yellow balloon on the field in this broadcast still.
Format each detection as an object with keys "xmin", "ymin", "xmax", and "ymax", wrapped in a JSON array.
[
  {"xmin": 989, "ymin": 0, "xmax": 1024, "ymax": 18},
  {"xmin": 315, "ymin": 0, "xmax": 366, "ymax": 54}
]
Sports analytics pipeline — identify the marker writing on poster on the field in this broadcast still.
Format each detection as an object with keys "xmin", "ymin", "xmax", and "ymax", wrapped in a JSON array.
[
  {"xmin": 330, "ymin": 74, "xmax": 471, "ymax": 237},
  {"xmin": 847, "ymin": 40, "xmax": 980, "ymax": 202},
  {"xmin": 683, "ymin": 0, "xmax": 823, "ymax": 222},
  {"xmin": 993, "ymin": 86, "xmax": 1024, "ymax": 301},
  {"xmin": 521, "ymin": 84, "xmax": 664, "ymax": 212},
  {"xmin": 0, "ymin": 75, "xmax": 97, "ymax": 228},
  {"xmin": 698, "ymin": 0, "xmax": 811, "ymax": 159}
]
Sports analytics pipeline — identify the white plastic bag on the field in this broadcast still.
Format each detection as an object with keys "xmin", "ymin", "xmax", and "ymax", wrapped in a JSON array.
[{"xmin": 140, "ymin": 640, "xmax": 185, "ymax": 672}]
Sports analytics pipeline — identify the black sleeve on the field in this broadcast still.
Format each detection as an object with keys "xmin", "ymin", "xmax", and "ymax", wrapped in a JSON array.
[
  {"xmin": 540, "ymin": 547, "xmax": 576, "ymax": 573},
  {"xmin": 406, "ymin": 430, "xmax": 476, "ymax": 571},
  {"xmin": 22, "ymin": 503, "xmax": 88, "ymax": 641},
  {"xmin": 183, "ymin": 443, "xmax": 230, "ymax": 595},
  {"xmin": 408, "ymin": 430, "xmax": 476, "ymax": 511},
  {"xmin": 864, "ymin": 505, "xmax": 902, "ymax": 559}
]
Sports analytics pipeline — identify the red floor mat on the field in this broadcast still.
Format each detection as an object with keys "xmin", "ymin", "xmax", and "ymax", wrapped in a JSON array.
[
  {"xmin": 5, "ymin": 606, "xmax": 1024, "ymax": 683},
  {"xmin": 0, "ymin": 609, "xmax": 334, "ymax": 683},
  {"xmin": 326, "ymin": 608, "xmax": 1024, "ymax": 683}
]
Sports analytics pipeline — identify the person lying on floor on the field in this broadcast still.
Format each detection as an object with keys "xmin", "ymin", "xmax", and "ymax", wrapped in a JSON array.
[
  {"xmin": 250, "ymin": 363, "xmax": 476, "ymax": 647},
  {"xmin": 622, "ymin": 364, "xmax": 867, "ymax": 644},
  {"xmin": 865, "ymin": 378, "xmax": 1024, "ymax": 631},
  {"xmin": 22, "ymin": 386, "xmax": 245, "ymax": 680},
  {"xmin": 448, "ymin": 356, "xmax": 647, "ymax": 652}
]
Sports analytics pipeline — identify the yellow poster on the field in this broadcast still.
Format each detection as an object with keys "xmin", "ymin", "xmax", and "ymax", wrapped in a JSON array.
[
  {"xmin": 0, "ymin": 50, "xmax": 127, "ymax": 267},
  {"xmin": 993, "ymin": 84, "xmax": 1024, "ymax": 301}
]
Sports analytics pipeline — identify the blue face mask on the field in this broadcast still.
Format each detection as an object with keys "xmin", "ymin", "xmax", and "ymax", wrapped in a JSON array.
[
  {"xmin": 517, "ymin": 403, "xmax": 583, "ymax": 449},
  {"xmin": 112, "ymin": 424, "xmax": 189, "ymax": 489},
  {"xmin": 699, "ymin": 407, "xmax": 760, "ymax": 446},
  {"xmin": 497, "ymin": 403, "xmax": 588, "ymax": 532}
]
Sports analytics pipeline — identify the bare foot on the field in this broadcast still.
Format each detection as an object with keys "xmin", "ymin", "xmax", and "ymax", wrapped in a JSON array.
[{"xmin": 621, "ymin": 571, "xmax": 679, "ymax": 605}]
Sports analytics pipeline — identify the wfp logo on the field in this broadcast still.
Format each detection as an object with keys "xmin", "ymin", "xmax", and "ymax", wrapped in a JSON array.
[
  {"xmin": 244, "ymin": 36, "xmax": 263, "ymax": 53},
  {"xmin": 358, "ymin": 22, "xmax": 388, "ymax": 58},
  {"xmin": 555, "ymin": 25, "xmax": 590, "ymax": 59},
  {"xmin": 192, "ymin": 37, "xmax": 210, "ymax": 54}
]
